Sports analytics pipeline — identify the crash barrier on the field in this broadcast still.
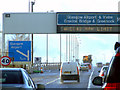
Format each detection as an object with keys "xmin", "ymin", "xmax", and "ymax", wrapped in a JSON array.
[
  {"xmin": 0, "ymin": 55, "xmax": 61, "ymax": 74},
  {"xmin": 27, "ymin": 62, "xmax": 61, "ymax": 74}
]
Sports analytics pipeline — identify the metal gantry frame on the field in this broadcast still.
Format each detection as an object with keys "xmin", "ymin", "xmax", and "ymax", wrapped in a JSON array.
[{"xmin": 2, "ymin": 13, "xmax": 80, "ymax": 68}]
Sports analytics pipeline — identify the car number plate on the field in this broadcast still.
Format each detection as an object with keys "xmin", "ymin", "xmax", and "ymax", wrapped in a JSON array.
[{"xmin": 64, "ymin": 71, "xmax": 71, "ymax": 74}]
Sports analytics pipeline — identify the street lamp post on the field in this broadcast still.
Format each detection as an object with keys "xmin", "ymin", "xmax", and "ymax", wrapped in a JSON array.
[
  {"xmin": 69, "ymin": 34, "xmax": 70, "ymax": 62},
  {"xmin": 30, "ymin": 0, "xmax": 35, "ymax": 66},
  {"xmin": 60, "ymin": 34, "xmax": 61, "ymax": 66},
  {"xmin": 31, "ymin": 1, "xmax": 35, "ymax": 12},
  {"xmin": 66, "ymin": 34, "xmax": 68, "ymax": 62},
  {"xmin": 46, "ymin": 34, "xmax": 48, "ymax": 66}
]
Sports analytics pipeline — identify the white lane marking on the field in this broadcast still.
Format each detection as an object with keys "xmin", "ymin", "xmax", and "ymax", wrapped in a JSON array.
[
  {"xmin": 45, "ymin": 78, "xmax": 60, "ymax": 85},
  {"xmin": 87, "ymin": 68, "xmax": 94, "ymax": 89}
]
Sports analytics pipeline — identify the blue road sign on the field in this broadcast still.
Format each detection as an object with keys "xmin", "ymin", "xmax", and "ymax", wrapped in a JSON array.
[
  {"xmin": 9, "ymin": 41, "xmax": 31, "ymax": 62},
  {"xmin": 57, "ymin": 12, "xmax": 120, "ymax": 25}
]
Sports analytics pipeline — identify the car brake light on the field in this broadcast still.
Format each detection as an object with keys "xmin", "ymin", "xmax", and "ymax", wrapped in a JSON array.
[
  {"xmin": 77, "ymin": 67, "xmax": 79, "ymax": 75},
  {"xmin": 115, "ymin": 53, "xmax": 120, "ymax": 56},
  {"xmin": 104, "ymin": 83, "xmax": 120, "ymax": 90},
  {"xmin": 60, "ymin": 67, "xmax": 62, "ymax": 74},
  {"xmin": 101, "ymin": 72, "xmax": 104, "ymax": 76}
]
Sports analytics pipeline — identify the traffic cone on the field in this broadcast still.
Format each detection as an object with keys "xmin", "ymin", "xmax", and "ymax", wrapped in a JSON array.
[{"xmin": 40, "ymin": 67, "xmax": 43, "ymax": 73}]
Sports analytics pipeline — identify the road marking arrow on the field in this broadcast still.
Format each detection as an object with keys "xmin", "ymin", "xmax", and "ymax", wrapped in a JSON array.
[{"xmin": 16, "ymin": 50, "xmax": 29, "ymax": 61}]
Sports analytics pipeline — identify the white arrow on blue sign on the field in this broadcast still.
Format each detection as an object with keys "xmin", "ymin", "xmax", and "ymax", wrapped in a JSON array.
[{"xmin": 9, "ymin": 41, "xmax": 31, "ymax": 62}]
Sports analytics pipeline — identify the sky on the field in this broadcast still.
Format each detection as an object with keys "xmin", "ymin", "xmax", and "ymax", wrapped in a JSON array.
[
  {"xmin": 78, "ymin": 34, "xmax": 118, "ymax": 64},
  {"xmin": 0, "ymin": 0, "xmax": 120, "ymax": 28},
  {"xmin": 0, "ymin": 0, "xmax": 120, "ymax": 65}
]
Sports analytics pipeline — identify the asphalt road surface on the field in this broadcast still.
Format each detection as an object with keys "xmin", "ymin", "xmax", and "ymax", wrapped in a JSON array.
[{"xmin": 30, "ymin": 66, "xmax": 102, "ymax": 89}]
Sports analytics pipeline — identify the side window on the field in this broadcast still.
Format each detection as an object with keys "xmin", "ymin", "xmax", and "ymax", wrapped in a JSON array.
[{"xmin": 1, "ymin": 71, "xmax": 24, "ymax": 84}]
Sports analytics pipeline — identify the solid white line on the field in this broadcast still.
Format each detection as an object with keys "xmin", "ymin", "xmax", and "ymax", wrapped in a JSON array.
[
  {"xmin": 87, "ymin": 68, "xmax": 94, "ymax": 89},
  {"xmin": 45, "ymin": 78, "xmax": 60, "ymax": 85}
]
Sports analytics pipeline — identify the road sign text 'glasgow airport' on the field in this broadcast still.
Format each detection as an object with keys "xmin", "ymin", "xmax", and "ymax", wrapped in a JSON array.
[
  {"xmin": 9, "ymin": 41, "xmax": 31, "ymax": 62},
  {"xmin": 57, "ymin": 12, "xmax": 120, "ymax": 33}
]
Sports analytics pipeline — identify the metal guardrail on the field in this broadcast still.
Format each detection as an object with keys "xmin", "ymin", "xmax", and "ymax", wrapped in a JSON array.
[{"xmin": 27, "ymin": 62, "xmax": 61, "ymax": 73}]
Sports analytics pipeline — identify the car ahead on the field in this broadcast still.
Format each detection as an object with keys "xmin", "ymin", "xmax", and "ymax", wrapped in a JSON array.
[
  {"xmin": 105, "ymin": 62, "xmax": 110, "ymax": 66},
  {"xmin": 0, "ymin": 68, "xmax": 45, "ymax": 90},
  {"xmin": 98, "ymin": 66, "xmax": 108, "ymax": 82},
  {"xmin": 80, "ymin": 63, "xmax": 89, "ymax": 71},
  {"xmin": 92, "ymin": 45, "xmax": 120, "ymax": 89},
  {"xmin": 96, "ymin": 62, "xmax": 103, "ymax": 67},
  {"xmin": 60, "ymin": 62, "xmax": 80, "ymax": 83},
  {"xmin": 82, "ymin": 63, "xmax": 91, "ymax": 69}
]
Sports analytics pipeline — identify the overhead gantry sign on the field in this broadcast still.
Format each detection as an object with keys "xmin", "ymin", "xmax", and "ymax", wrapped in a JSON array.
[{"xmin": 57, "ymin": 12, "xmax": 120, "ymax": 33}]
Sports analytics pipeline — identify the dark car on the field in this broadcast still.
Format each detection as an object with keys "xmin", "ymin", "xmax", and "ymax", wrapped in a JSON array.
[
  {"xmin": 0, "ymin": 68, "xmax": 45, "ymax": 90},
  {"xmin": 92, "ymin": 45, "xmax": 120, "ymax": 89}
]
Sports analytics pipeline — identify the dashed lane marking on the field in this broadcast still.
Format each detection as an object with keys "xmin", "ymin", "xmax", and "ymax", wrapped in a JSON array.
[
  {"xmin": 45, "ymin": 78, "xmax": 60, "ymax": 85},
  {"xmin": 87, "ymin": 68, "xmax": 94, "ymax": 89}
]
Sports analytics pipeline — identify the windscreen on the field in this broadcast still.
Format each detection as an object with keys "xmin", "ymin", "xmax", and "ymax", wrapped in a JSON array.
[
  {"xmin": 62, "ymin": 63, "xmax": 77, "ymax": 73},
  {"xmin": 103, "ymin": 67, "xmax": 108, "ymax": 71},
  {"xmin": 81, "ymin": 64, "xmax": 87, "ymax": 66},
  {"xmin": 0, "ymin": 70, "xmax": 24, "ymax": 84}
]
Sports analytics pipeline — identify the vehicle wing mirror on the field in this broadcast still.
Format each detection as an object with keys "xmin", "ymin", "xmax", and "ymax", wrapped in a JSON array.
[
  {"xmin": 92, "ymin": 76, "xmax": 103, "ymax": 86},
  {"xmin": 36, "ymin": 84, "xmax": 45, "ymax": 90}
]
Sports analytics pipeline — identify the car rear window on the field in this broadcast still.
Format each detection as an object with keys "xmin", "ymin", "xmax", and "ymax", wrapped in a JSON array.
[
  {"xmin": 62, "ymin": 63, "xmax": 77, "ymax": 72},
  {"xmin": 103, "ymin": 67, "xmax": 108, "ymax": 71},
  {"xmin": 81, "ymin": 65, "xmax": 84, "ymax": 66},
  {"xmin": 0, "ymin": 70, "xmax": 24, "ymax": 84},
  {"xmin": 81, "ymin": 64, "xmax": 87, "ymax": 66},
  {"xmin": 107, "ymin": 56, "xmax": 120, "ymax": 83}
]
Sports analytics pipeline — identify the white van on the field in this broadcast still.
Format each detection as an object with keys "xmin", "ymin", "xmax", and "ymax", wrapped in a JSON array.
[{"xmin": 60, "ymin": 62, "xmax": 80, "ymax": 82}]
